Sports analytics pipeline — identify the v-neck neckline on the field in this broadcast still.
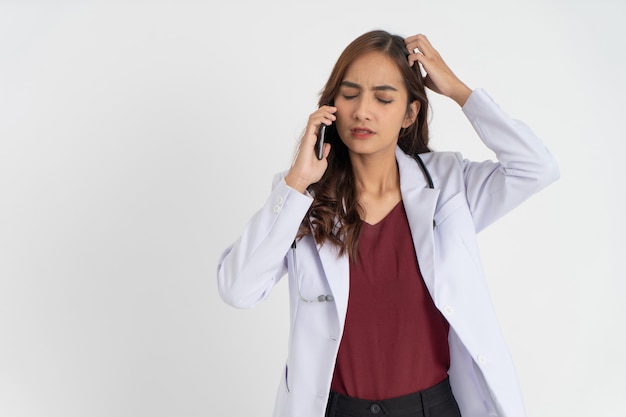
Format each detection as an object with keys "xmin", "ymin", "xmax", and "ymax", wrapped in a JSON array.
[{"xmin": 361, "ymin": 200, "xmax": 403, "ymax": 228}]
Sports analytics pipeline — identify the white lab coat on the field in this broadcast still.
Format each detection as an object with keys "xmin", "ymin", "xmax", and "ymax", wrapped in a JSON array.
[{"xmin": 217, "ymin": 89, "xmax": 559, "ymax": 417}]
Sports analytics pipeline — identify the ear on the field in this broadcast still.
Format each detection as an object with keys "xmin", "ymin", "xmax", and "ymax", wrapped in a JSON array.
[{"xmin": 402, "ymin": 100, "xmax": 420, "ymax": 128}]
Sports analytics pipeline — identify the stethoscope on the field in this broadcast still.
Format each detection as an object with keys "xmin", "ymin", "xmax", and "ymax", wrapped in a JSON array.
[{"xmin": 291, "ymin": 153, "xmax": 434, "ymax": 303}]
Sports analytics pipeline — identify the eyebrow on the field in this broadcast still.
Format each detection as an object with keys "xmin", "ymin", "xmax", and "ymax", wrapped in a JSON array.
[{"xmin": 340, "ymin": 81, "xmax": 398, "ymax": 92}]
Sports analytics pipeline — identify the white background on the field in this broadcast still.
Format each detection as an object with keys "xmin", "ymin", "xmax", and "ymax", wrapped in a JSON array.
[{"xmin": 1, "ymin": 1, "xmax": 624, "ymax": 416}]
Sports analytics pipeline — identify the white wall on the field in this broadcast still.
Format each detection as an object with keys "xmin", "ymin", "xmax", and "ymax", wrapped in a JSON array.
[{"xmin": 1, "ymin": 1, "xmax": 624, "ymax": 416}]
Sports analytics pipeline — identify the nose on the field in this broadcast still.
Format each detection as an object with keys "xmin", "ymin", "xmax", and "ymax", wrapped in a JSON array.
[{"xmin": 353, "ymin": 97, "xmax": 372, "ymax": 121}]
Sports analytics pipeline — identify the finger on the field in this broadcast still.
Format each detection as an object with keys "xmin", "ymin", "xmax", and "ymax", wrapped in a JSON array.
[
  {"xmin": 323, "ymin": 107, "xmax": 337, "ymax": 124},
  {"xmin": 408, "ymin": 49, "xmax": 423, "ymax": 67},
  {"xmin": 405, "ymin": 34, "xmax": 427, "ymax": 52},
  {"xmin": 322, "ymin": 143, "xmax": 331, "ymax": 159},
  {"xmin": 310, "ymin": 109, "xmax": 337, "ymax": 138},
  {"xmin": 313, "ymin": 106, "xmax": 337, "ymax": 123},
  {"xmin": 406, "ymin": 35, "xmax": 429, "ymax": 67},
  {"xmin": 302, "ymin": 111, "xmax": 335, "ymax": 147},
  {"xmin": 318, "ymin": 104, "xmax": 337, "ymax": 111},
  {"xmin": 410, "ymin": 43, "xmax": 445, "ymax": 72},
  {"xmin": 407, "ymin": 44, "xmax": 423, "ymax": 67},
  {"xmin": 407, "ymin": 35, "xmax": 438, "ymax": 60},
  {"xmin": 404, "ymin": 33, "xmax": 426, "ymax": 47}
]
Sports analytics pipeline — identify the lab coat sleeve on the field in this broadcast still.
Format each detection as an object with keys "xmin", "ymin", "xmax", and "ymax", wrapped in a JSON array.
[
  {"xmin": 460, "ymin": 89, "xmax": 560, "ymax": 232},
  {"xmin": 217, "ymin": 174, "xmax": 313, "ymax": 308}
]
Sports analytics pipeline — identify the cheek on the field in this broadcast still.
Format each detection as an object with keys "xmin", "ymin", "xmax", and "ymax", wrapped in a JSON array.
[{"xmin": 334, "ymin": 107, "xmax": 351, "ymax": 129}]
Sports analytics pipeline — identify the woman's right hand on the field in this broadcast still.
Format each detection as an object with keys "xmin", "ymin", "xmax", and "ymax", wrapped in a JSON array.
[{"xmin": 285, "ymin": 105, "xmax": 336, "ymax": 193}]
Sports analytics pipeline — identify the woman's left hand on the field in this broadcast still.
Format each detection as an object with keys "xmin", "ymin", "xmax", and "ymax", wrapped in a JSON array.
[{"xmin": 405, "ymin": 34, "xmax": 472, "ymax": 107}]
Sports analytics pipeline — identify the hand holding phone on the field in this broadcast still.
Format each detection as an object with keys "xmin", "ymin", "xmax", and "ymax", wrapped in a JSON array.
[
  {"xmin": 286, "ymin": 108, "xmax": 334, "ymax": 193},
  {"xmin": 315, "ymin": 123, "xmax": 328, "ymax": 160}
]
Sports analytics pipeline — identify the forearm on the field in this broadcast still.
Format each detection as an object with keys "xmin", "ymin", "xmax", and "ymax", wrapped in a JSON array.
[
  {"xmin": 450, "ymin": 82, "xmax": 473, "ymax": 107},
  {"xmin": 217, "ymin": 176, "xmax": 313, "ymax": 308}
]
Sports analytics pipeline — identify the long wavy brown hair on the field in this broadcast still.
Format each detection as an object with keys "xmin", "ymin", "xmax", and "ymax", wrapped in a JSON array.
[{"xmin": 297, "ymin": 30, "xmax": 431, "ymax": 259}]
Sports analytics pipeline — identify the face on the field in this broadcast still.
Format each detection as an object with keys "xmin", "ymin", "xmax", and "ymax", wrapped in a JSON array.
[{"xmin": 334, "ymin": 51, "xmax": 418, "ymax": 159}]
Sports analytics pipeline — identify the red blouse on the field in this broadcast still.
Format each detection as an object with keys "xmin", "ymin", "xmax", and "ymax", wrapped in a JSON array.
[{"xmin": 330, "ymin": 201, "xmax": 450, "ymax": 400}]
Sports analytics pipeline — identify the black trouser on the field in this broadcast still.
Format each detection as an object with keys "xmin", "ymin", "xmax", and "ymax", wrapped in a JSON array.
[{"xmin": 325, "ymin": 378, "xmax": 461, "ymax": 417}]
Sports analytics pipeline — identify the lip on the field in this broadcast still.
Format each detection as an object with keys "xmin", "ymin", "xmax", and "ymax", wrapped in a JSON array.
[{"xmin": 350, "ymin": 127, "xmax": 375, "ymax": 139}]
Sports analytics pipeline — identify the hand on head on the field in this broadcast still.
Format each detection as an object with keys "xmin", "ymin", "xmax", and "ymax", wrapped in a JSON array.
[{"xmin": 405, "ymin": 34, "xmax": 472, "ymax": 106}]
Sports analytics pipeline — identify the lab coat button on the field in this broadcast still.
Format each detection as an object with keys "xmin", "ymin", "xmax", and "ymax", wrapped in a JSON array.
[
  {"xmin": 273, "ymin": 205, "xmax": 280, "ymax": 213},
  {"xmin": 276, "ymin": 196, "xmax": 284, "ymax": 205},
  {"xmin": 443, "ymin": 306, "xmax": 454, "ymax": 316},
  {"xmin": 477, "ymin": 354, "xmax": 488, "ymax": 365}
]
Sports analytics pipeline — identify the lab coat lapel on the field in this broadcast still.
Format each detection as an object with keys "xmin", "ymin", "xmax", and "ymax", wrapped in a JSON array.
[
  {"xmin": 396, "ymin": 148, "xmax": 440, "ymax": 295},
  {"xmin": 317, "ymin": 240, "xmax": 350, "ymax": 329}
]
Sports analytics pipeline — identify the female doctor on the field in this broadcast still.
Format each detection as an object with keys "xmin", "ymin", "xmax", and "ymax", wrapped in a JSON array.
[{"xmin": 217, "ymin": 30, "xmax": 559, "ymax": 417}]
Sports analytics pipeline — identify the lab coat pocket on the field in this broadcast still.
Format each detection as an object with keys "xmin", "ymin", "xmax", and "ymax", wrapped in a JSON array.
[
  {"xmin": 433, "ymin": 192, "xmax": 480, "ymax": 271},
  {"xmin": 291, "ymin": 239, "xmax": 333, "ymax": 304},
  {"xmin": 434, "ymin": 192, "xmax": 469, "ymax": 228}
]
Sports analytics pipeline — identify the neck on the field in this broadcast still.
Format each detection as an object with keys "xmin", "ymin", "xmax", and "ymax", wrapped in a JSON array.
[{"xmin": 350, "ymin": 149, "xmax": 400, "ymax": 200}]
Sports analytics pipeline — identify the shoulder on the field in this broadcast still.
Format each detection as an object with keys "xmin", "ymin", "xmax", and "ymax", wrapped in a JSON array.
[
  {"xmin": 419, "ymin": 151, "xmax": 463, "ymax": 166},
  {"xmin": 411, "ymin": 151, "xmax": 465, "ymax": 178},
  {"xmin": 397, "ymin": 147, "xmax": 460, "ymax": 166},
  {"xmin": 397, "ymin": 148, "xmax": 466, "ymax": 196}
]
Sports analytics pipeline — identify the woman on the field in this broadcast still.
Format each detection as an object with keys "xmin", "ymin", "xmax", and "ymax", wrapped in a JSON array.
[{"xmin": 217, "ymin": 30, "xmax": 559, "ymax": 417}]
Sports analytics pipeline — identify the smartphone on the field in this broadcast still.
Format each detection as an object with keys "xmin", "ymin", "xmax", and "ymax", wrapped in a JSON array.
[{"xmin": 316, "ymin": 123, "xmax": 328, "ymax": 160}]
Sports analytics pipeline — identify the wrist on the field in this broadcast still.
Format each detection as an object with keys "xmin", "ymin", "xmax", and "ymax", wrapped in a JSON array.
[
  {"xmin": 285, "ymin": 172, "xmax": 310, "ymax": 194},
  {"xmin": 450, "ymin": 83, "xmax": 472, "ymax": 107}
]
